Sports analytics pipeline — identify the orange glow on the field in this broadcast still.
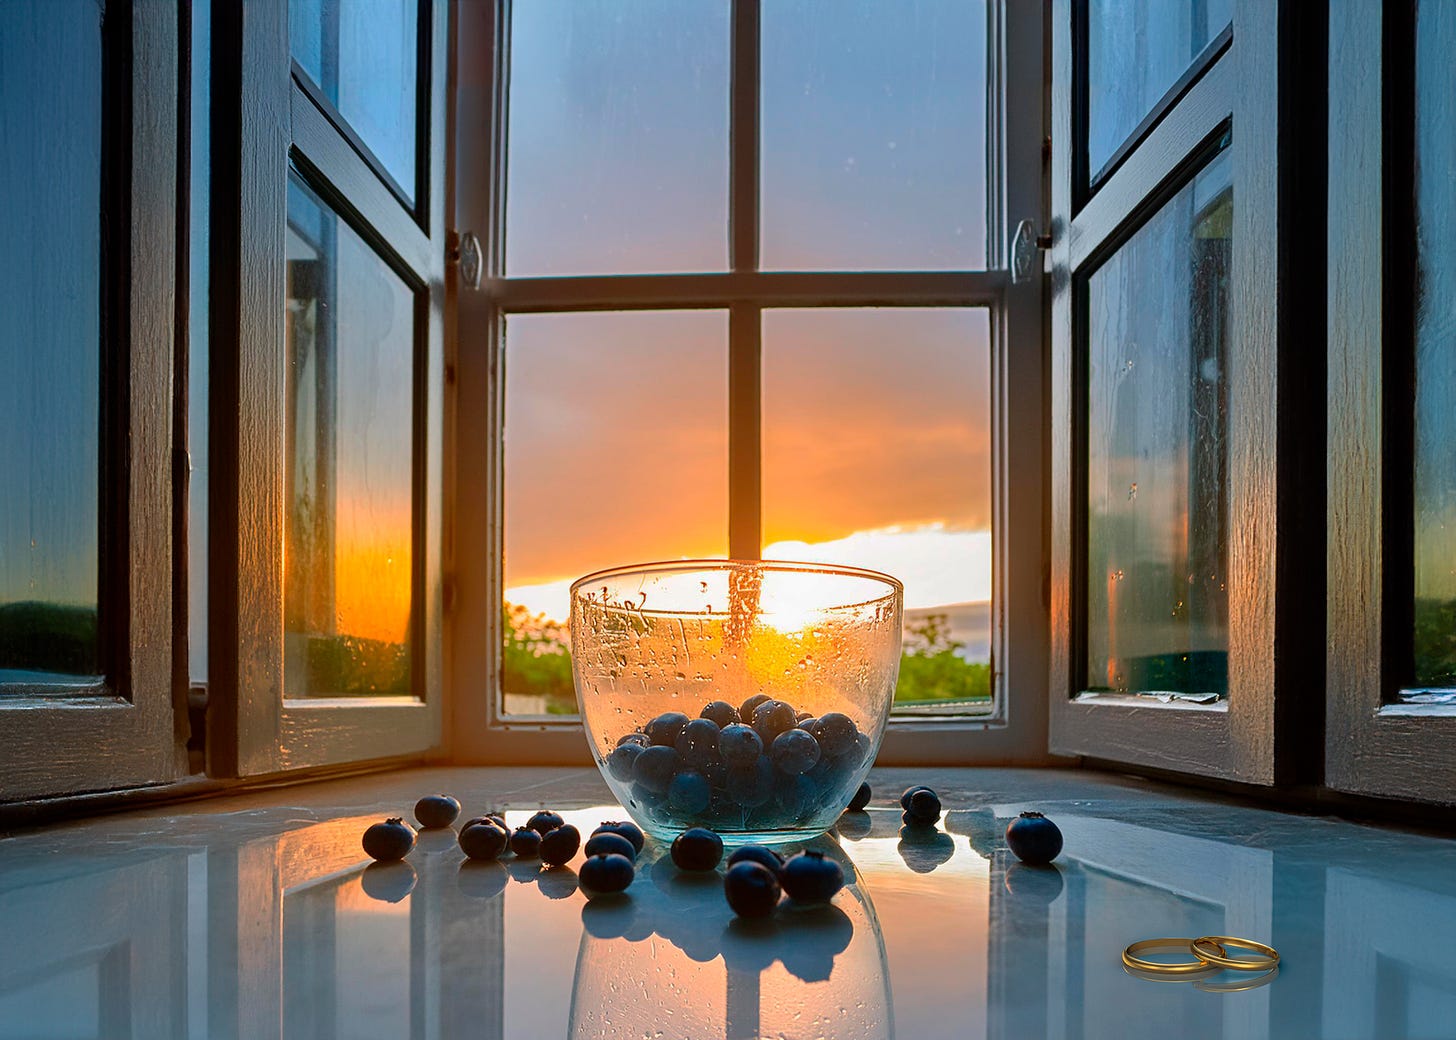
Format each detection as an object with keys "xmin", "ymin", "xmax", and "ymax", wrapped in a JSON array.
[{"xmin": 333, "ymin": 536, "xmax": 412, "ymax": 643}]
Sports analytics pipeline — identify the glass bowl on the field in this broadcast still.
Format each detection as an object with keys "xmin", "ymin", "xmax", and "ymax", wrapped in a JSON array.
[{"xmin": 569, "ymin": 559, "xmax": 903, "ymax": 845}]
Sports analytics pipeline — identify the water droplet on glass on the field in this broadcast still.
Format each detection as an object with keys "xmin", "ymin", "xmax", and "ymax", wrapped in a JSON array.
[{"xmin": 1127, "ymin": 482, "xmax": 1138, "ymax": 500}]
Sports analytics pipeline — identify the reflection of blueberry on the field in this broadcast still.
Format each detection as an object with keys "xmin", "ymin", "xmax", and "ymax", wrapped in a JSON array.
[
  {"xmin": 459, "ymin": 822, "xmax": 508, "ymax": 860},
  {"xmin": 836, "ymin": 809, "xmax": 872, "ymax": 840},
  {"xmin": 507, "ymin": 858, "xmax": 542, "ymax": 883},
  {"xmin": 812, "ymin": 712, "xmax": 858, "ymax": 756},
  {"xmin": 675, "ymin": 718, "xmax": 721, "ymax": 765},
  {"xmin": 719, "ymin": 724, "xmax": 763, "ymax": 766},
  {"xmin": 752, "ymin": 700, "xmax": 799, "ymax": 744},
  {"xmin": 362, "ymin": 818, "xmax": 417, "ymax": 861},
  {"xmin": 1003, "ymin": 862, "xmax": 1064, "ymax": 903},
  {"xmin": 592, "ymin": 820, "xmax": 646, "ymax": 855},
  {"xmin": 413, "ymin": 794, "xmax": 461, "ymax": 829},
  {"xmin": 777, "ymin": 904, "xmax": 854, "ymax": 983},
  {"xmin": 361, "ymin": 861, "xmax": 417, "ymax": 902},
  {"xmin": 632, "ymin": 745, "xmax": 680, "ymax": 793},
  {"xmin": 581, "ymin": 895, "xmax": 640, "ymax": 939},
  {"xmin": 724, "ymin": 861, "xmax": 781, "ymax": 918},
  {"xmin": 671, "ymin": 827, "xmax": 724, "ymax": 871},
  {"xmin": 1006, "ymin": 811, "xmax": 1063, "ymax": 865},
  {"xmin": 540, "ymin": 823, "xmax": 581, "ymax": 866},
  {"xmin": 781, "ymin": 850, "xmax": 844, "ymax": 904},
  {"xmin": 727, "ymin": 757, "xmax": 775, "ymax": 808},
  {"xmin": 579, "ymin": 852, "xmax": 635, "ymax": 895},
  {"xmin": 527, "ymin": 810, "xmax": 565, "ymax": 835},
  {"xmin": 700, "ymin": 700, "xmax": 740, "ymax": 728},
  {"xmin": 584, "ymin": 830, "xmax": 636, "ymax": 861},
  {"xmin": 668, "ymin": 770, "xmax": 712, "ymax": 814},
  {"xmin": 536, "ymin": 866, "xmax": 579, "ymax": 900},
  {"xmin": 738, "ymin": 693, "xmax": 772, "ymax": 721},
  {"xmin": 897, "ymin": 826, "xmax": 954, "ymax": 873},
  {"xmin": 608, "ymin": 742, "xmax": 644, "ymax": 781},
  {"xmin": 509, "ymin": 826, "xmax": 542, "ymax": 858},
  {"xmin": 645, "ymin": 711, "xmax": 691, "ymax": 747},
  {"xmin": 456, "ymin": 860, "xmax": 509, "ymax": 899},
  {"xmin": 726, "ymin": 844, "xmax": 785, "ymax": 876},
  {"xmin": 848, "ymin": 782, "xmax": 872, "ymax": 811},
  {"xmin": 906, "ymin": 789, "xmax": 942, "ymax": 825},
  {"xmin": 771, "ymin": 728, "xmax": 821, "ymax": 775}
]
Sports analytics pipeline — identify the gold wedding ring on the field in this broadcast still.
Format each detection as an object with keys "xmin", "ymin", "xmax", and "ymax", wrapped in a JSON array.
[
  {"xmin": 1122, "ymin": 937, "xmax": 1227, "ymax": 975},
  {"xmin": 1190, "ymin": 935, "xmax": 1280, "ymax": 972}
]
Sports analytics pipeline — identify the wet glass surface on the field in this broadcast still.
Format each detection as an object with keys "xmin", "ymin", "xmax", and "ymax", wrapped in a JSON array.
[{"xmin": 1, "ymin": 765, "xmax": 1454, "ymax": 1038}]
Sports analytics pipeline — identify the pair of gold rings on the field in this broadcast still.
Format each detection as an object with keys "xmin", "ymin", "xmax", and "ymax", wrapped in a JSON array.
[{"xmin": 1123, "ymin": 935, "xmax": 1280, "ymax": 975}]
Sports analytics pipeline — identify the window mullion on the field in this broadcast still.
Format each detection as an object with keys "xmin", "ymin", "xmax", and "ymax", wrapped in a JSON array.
[{"xmin": 729, "ymin": 0, "xmax": 762, "ymax": 560}]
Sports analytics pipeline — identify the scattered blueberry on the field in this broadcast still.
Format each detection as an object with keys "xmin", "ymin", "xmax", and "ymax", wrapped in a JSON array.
[
  {"xmin": 413, "ymin": 795, "xmax": 461, "ymax": 829},
  {"xmin": 540, "ymin": 823, "xmax": 582, "ymax": 866},
  {"xmin": 738, "ymin": 693, "xmax": 772, "ymax": 721},
  {"xmin": 848, "ymin": 782, "xmax": 872, "ymax": 812},
  {"xmin": 583, "ymin": 830, "xmax": 637, "ymax": 861},
  {"xmin": 726, "ymin": 844, "xmax": 785, "ymax": 876},
  {"xmin": 632, "ymin": 745, "xmax": 681, "ymax": 793},
  {"xmin": 670, "ymin": 827, "xmax": 724, "ymax": 871},
  {"xmin": 668, "ymin": 770, "xmax": 713, "ymax": 814},
  {"xmin": 509, "ymin": 827, "xmax": 542, "ymax": 858},
  {"xmin": 700, "ymin": 700, "xmax": 741, "ymax": 728},
  {"xmin": 675, "ymin": 717, "xmax": 721, "ymax": 766},
  {"xmin": 751, "ymin": 700, "xmax": 799, "ymax": 744},
  {"xmin": 362, "ymin": 818, "xmax": 417, "ymax": 862},
  {"xmin": 771, "ymin": 728, "xmax": 822, "ymax": 775},
  {"xmin": 608, "ymin": 742, "xmax": 645, "ymax": 781},
  {"xmin": 780, "ymin": 850, "xmax": 844, "ymax": 904},
  {"xmin": 616, "ymin": 731, "xmax": 650, "ymax": 747},
  {"xmin": 578, "ymin": 852, "xmax": 635, "ymax": 895},
  {"xmin": 906, "ymin": 788, "xmax": 942, "ymax": 825},
  {"xmin": 592, "ymin": 820, "xmax": 646, "ymax": 855},
  {"xmin": 900, "ymin": 785, "xmax": 934, "ymax": 810},
  {"xmin": 1005, "ymin": 811, "xmax": 1063, "ymax": 865},
  {"xmin": 527, "ymin": 810, "xmax": 565, "ymax": 835},
  {"xmin": 459, "ymin": 821, "xmax": 508, "ymax": 861},
  {"xmin": 644, "ymin": 711, "xmax": 691, "ymax": 747},
  {"xmin": 811, "ymin": 713, "xmax": 858, "ymax": 757},
  {"xmin": 718, "ymin": 723, "xmax": 764, "ymax": 766},
  {"xmin": 724, "ymin": 861, "xmax": 782, "ymax": 918}
]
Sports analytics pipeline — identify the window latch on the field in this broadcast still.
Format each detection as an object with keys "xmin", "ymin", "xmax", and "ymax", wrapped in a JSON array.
[
  {"xmin": 1010, "ymin": 219, "xmax": 1050, "ymax": 285},
  {"xmin": 448, "ymin": 230, "xmax": 483, "ymax": 290}
]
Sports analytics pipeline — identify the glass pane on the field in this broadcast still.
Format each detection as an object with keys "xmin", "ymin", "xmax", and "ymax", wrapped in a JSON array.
[
  {"xmin": 761, "ymin": 0, "xmax": 988, "ymax": 270},
  {"xmin": 290, "ymin": 0, "xmax": 419, "ymax": 199},
  {"xmin": 505, "ymin": 1, "xmax": 729, "ymax": 276},
  {"xmin": 285, "ymin": 173, "xmax": 416, "ymax": 698},
  {"xmin": 761, "ymin": 308, "xmax": 992, "ymax": 711},
  {"xmin": 1085, "ymin": 147, "xmax": 1231, "ymax": 699},
  {"xmin": 1086, "ymin": 0, "xmax": 1231, "ymax": 179},
  {"xmin": 1412, "ymin": 0, "xmax": 1456, "ymax": 692},
  {"xmin": 503, "ymin": 311, "xmax": 728, "ymax": 716},
  {"xmin": 0, "ymin": 0, "xmax": 102, "ymax": 687}
]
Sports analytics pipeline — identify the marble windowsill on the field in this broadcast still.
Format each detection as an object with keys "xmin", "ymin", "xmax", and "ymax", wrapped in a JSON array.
[{"xmin": 1, "ymin": 765, "xmax": 1454, "ymax": 1039}]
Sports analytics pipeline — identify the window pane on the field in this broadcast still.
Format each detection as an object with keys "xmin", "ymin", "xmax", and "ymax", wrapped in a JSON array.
[
  {"xmin": 761, "ymin": 0, "xmax": 988, "ymax": 270},
  {"xmin": 503, "ymin": 311, "xmax": 728, "ymax": 716},
  {"xmin": 1413, "ymin": 0, "xmax": 1456, "ymax": 691},
  {"xmin": 505, "ymin": 1, "xmax": 729, "ymax": 276},
  {"xmin": 1085, "ymin": 148, "xmax": 1231, "ymax": 699},
  {"xmin": 285, "ymin": 173, "xmax": 417, "ymax": 698},
  {"xmin": 0, "ymin": 0, "xmax": 102, "ymax": 687},
  {"xmin": 1086, "ymin": 0, "xmax": 1231, "ymax": 179},
  {"xmin": 290, "ymin": 0, "xmax": 419, "ymax": 199},
  {"xmin": 761, "ymin": 308, "xmax": 992, "ymax": 711}
]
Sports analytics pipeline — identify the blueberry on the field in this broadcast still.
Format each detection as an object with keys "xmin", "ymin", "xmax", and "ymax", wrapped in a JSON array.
[
  {"xmin": 632, "ymin": 745, "xmax": 681, "ymax": 793},
  {"xmin": 847, "ymin": 782, "xmax": 872, "ymax": 812},
  {"xmin": 906, "ymin": 788, "xmax": 941, "ymax": 825},
  {"xmin": 798, "ymin": 716, "xmax": 819, "ymax": 732},
  {"xmin": 644, "ymin": 711, "xmax": 691, "ymax": 747},
  {"xmin": 527, "ymin": 810, "xmax": 565, "ymax": 835},
  {"xmin": 1005, "ymin": 811, "xmax": 1063, "ymax": 865},
  {"xmin": 724, "ymin": 861, "xmax": 782, "ymax": 918},
  {"xmin": 726, "ymin": 844, "xmax": 785, "ymax": 876},
  {"xmin": 593, "ymin": 820, "xmax": 646, "ymax": 854},
  {"xmin": 719, "ymin": 723, "xmax": 764, "ymax": 766},
  {"xmin": 738, "ymin": 693, "xmax": 772, "ymax": 720},
  {"xmin": 811, "ymin": 713, "xmax": 858, "ymax": 757},
  {"xmin": 668, "ymin": 770, "xmax": 712, "ymax": 814},
  {"xmin": 774, "ymin": 774, "xmax": 817, "ymax": 818},
  {"xmin": 616, "ymin": 731, "xmax": 650, "ymax": 747},
  {"xmin": 413, "ymin": 794, "xmax": 461, "ymax": 829},
  {"xmin": 727, "ymin": 757, "xmax": 775, "ymax": 807},
  {"xmin": 458, "ymin": 821, "xmax": 508, "ymax": 860},
  {"xmin": 700, "ymin": 700, "xmax": 740, "ymax": 728},
  {"xmin": 509, "ymin": 827, "xmax": 542, "ymax": 858},
  {"xmin": 675, "ymin": 718, "xmax": 721, "ymax": 766},
  {"xmin": 795, "ymin": 709, "xmax": 814, "ymax": 722},
  {"xmin": 900, "ymin": 785, "xmax": 934, "ymax": 810},
  {"xmin": 770, "ymin": 728, "xmax": 821, "ymax": 775},
  {"xmin": 584, "ymin": 830, "xmax": 638, "ymax": 861},
  {"xmin": 362, "ymin": 818, "xmax": 417, "ymax": 861},
  {"xmin": 540, "ymin": 823, "xmax": 582, "ymax": 866},
  {"xmin": 608, "ymin": 742, "xmax": 645, "ymax": 781},
  {"xmin": 670, "ymin": 827, "xmax": 724, "ymax": 871},
  {"xmin": 578, "ymin": 852, "xmax": 635, "ymax": 895},
  {"xmin": 780, "ymin": 850, "xmax": 844, "ymax": 904},
  {"xmin": 838, "ymin": 732, "xmax": 873, "ymax": 768},
  {"xmin": 462, "ymin": 813, "xmax": 508, "ymax": 834},
  {"xmin": 751, "ymin": 700, "xmax": 799, "ymax": 745}
]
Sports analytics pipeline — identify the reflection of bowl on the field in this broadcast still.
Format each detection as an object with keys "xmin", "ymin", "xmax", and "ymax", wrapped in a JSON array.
[{"xmin": 570, "ymin": 560, "xmax": 903, "ymax": 845}]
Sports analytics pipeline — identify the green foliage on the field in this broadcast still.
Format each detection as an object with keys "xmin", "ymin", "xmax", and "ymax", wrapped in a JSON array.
[
  {"xmin": 0, "ymin": 601, "xmax": 98, "ymax": 675},
  {"xmin": 894, "ymin": 612, "xmax": 991, "ymax": 704},
  {"xmin": 1414, "ymin": 598, "xmax": 1456, "ymax": 687},
  {"xmin": 306, "ymin": 634, "xmax": 410, "ymax": 694},
  {"xmin": 503, "ymin": 602, "xmax": 577, "ymax": 713}
]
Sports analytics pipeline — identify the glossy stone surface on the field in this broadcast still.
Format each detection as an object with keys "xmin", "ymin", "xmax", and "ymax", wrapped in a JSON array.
[{"xmin": 0, "ymin": 766, "xmax": 1454, "ymax": 1038}]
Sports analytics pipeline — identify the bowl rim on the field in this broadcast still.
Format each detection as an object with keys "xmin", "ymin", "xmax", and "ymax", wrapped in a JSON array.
[{"xmin": 568, "ymin": 557, "xmax": 904, "ymax": 617}]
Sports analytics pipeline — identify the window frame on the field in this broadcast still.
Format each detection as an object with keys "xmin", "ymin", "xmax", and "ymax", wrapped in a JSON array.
[
  {"xmin": 450, "ymin": 0, "xmax": 1050, "ymax": 766},
  {"xmin": 0, "ymin": 0, "xmax": 186, "ymax": 801}
]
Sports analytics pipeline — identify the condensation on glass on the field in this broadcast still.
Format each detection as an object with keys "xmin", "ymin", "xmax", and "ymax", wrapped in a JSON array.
[
  {"xmin": 1410, "ymin": 0, "xmax": 1456, "ymax": 694},
  {"xmin": 289, "ymin": 0, "xmax": 420, "ymax": 200},
  {"xmin": 504, "ymin": 1, "xmax": 729, "ymax": 276},
  {"xmin": 760, "ymin": 0, "xmax": 988, "ymax": 271},
  {"xmin": 761, "ymin": 308, "xmax": 992, "ymax": 711},
  {"xmin": 1084, "ymin": 147, "xmax": 1231, "ymax": 700},
  {"xmin": 0, "ymin": 1, "xmax": 103, "ymax": 688},
  {"xmin": 285, "ymin": 173, "xmax": 417, "ymax": 698},
  {"xmin": 1086, "ymin": 0, "xmax": 1231, "ymax": 181},
  {"xmin": 502, "ymin": 311, "xmax": 729, "ymax": 717}
]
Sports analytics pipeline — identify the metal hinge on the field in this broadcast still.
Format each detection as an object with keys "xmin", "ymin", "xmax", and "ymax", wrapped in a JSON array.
[
  {"xmin": 1010, "ymin": 219, "xmax": 1051, "ymax": 285},
  {"xmin": 447, "ymin": 230, "xmax": 483, "ymax": 290}
]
